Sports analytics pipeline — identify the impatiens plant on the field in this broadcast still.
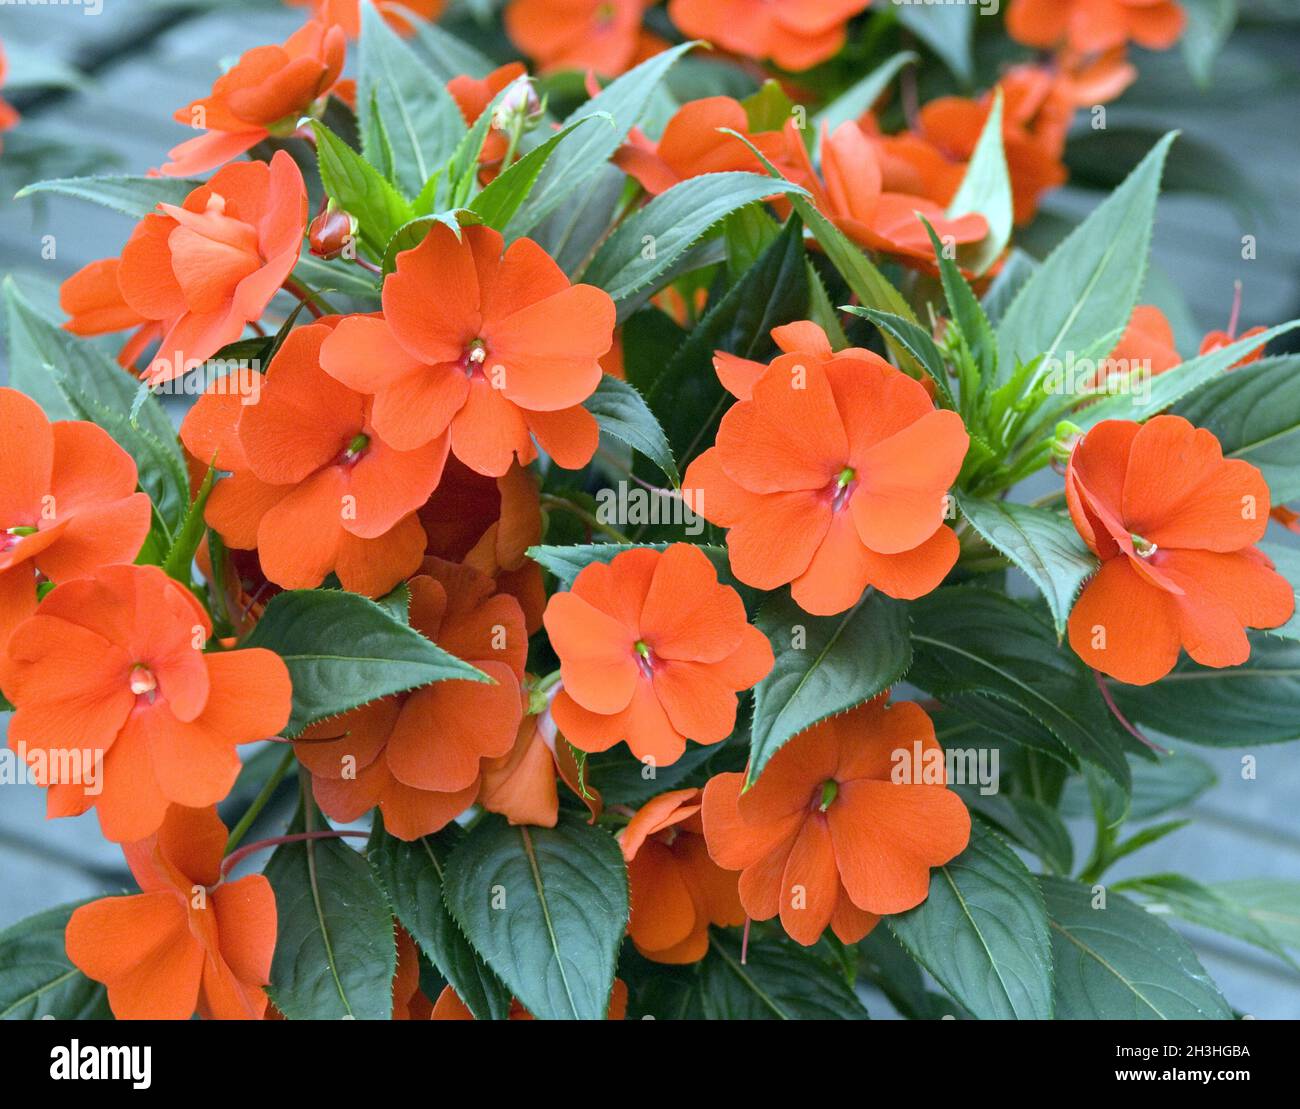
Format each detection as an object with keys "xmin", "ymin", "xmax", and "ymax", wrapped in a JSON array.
[{"xmin": 3, "ymin": 0, "xmax": 1300, "ymax": 1025}]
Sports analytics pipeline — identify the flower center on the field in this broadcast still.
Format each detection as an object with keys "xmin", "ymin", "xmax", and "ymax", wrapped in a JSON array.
[
  {"xmin": 341, "ymin": 433, "xmax": 370, "ymax": 464},
  {"xmin": 829, "ymin": 467, "xmax": 857, "ymax": 513},
  {"xmin": 129, "ymin": 664, "xmax": 158, "ymax": 698},
  {"xmin": 817, "ymin": 779, "xmax": 839, "ymax": 812},
  {"xmin": 633, "ymin": 639, "xmax": 655, "ymax": 679},
  {"xmin": 1, "ymin": 525, "xmax": 37, "ymax": 553},
  {"xmin": 462, "ymin": 338, "xmax": 489, "ymax": 377},
  {"xmin": 1130, "ymin": 532, "xmax": 1158, "ymax": 558}
]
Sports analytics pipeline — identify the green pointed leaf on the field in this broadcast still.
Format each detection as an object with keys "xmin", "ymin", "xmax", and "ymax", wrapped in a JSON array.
[
  {"xmin": 3, "ymin": 277, "xmax": 189, "ymax": 540},
  {"xmin": 1064, "ymin": 750, "xmax": 1217, "ymax": 822},
  {"xmin": 443, "ymin": 813, "xmax": 628, "ymax": 1020},
  {"xmin": 14, "ymin": 174, "xmax": 199, "ymax": 218},
  {"xmin": 1115, "ymin": 634, "xmax": 1300, "ymax": 746},
  {"xmin": 367, "ymin": 817, "xmax": 512, "ymax": 1020},
  {"xmin": 1181, "ymin": 0, "xmax": 1238, "ymax": 86},
  {"xmin": 242, "ymin": 588, "xmax": 489, "ymax": 736},
  {"xmin": 358, "ymin": 2, "xmax": 467, "ymax": 196},
  {"xmin": 0, "ymin": 902, "xmax": 111, "ymax": 1020},
  {"xmin": 925, "ymin": 218, "xmax": 996, "ymax": 384},
  {"xmin": 1040, "ymin": 876, "xmax": 1231, "ymax": 1019},
  {"xmin": 161, "ymin": 463, "xmax": 217, "ymax": 583},
  {"xmin": 894, "ymin": 2, "xmax": 974, "ymax": 84},
  {"xmin": 956, "ymin": 495, "xmax": 1098, "ymax": 638},
  {"xmin": 813, "ymin": 52, "xmax": 917, "ymax": 137},
  {"xmin": 960, "ymin": 794, "xmax": 1074, "ymax": 875},
  {"xmin": 266, "ymin": 825, "xmax": 396, "ymax": 1021},
  {"xmin": 889, "ymin": 822, "xmax": 1053, "ymax": 1020},
  {"xmin": 842, "ymin": 306, "xmax": 954, "ymax": 406},
  {"xmin": 584, "ymin": 374, "xmax": 679, "ymax": 485},
  {"xmin": 996, "ymin": 132, "xmax": 1176, "ymax": 383},
  {"xmin": 909, "ymin": 586, "xmax": 1131, "ymax": 789},
  {"xmin": 582, "ymin": 172, "xmax": 808, "ymax": 311},
  {"xmin": 698, "ymin": 930, "xmax": 869, "ymax": 1020},
  {"xmin": 509, "ymin": 41, "xmax": 697, "ymax": 235},
  {"xmin": 749, "ymin": 589, "xmax": 911, "ymax": 786},
  {"xmin": 313, "ymin": 120, "xmax": 415, "ymax": 258},
  {"xmin": 411, "ymin": 20, "xmax": 496, "ymax": 81},
  {"xmin": 1208, "ymin": 879, "xmax": 1300, "ymax": 951},
  {"xmin": 946, "ymin": 90, "xmax": 1012, "ymax": 276}
]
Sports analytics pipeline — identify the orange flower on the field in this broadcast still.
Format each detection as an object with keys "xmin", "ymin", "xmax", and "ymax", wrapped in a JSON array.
[
  {"xmin": 447, "ymin": 62, "xmax": 528, "ymax": 175},
  {"xmin": 1007, "ymin": 0, "xmax": 1186, "ymax": 54},
  {"xmin": 790, "ymin": 120, "xmax": 988, "ymax": 266},
  {"xmin": 2, "ymin": 564, "xmax": 291, "ymax": 842},
  {"xmin": 430, "ymin": 979, "xmax": 627, "ymax": 1019},
  {"xmin": 418, "ymin": 455, "xmax": 545, "ymax": 631},
  {"xmin": 1066, "ymin": 415, "xmax": 1294, "ymax": 685},
  {"xmin": 0, "ymin": 40, "xmax": 21, "ymax": 149},
  {"xmin": 65, "ymin": 805, "xmax": 276, "ymax": 1020},
  {"xmin": 391, "ymin": 925, "xmax": 434, "ymax": 1019},
  {"xmin": 1199, "ymin": 325, "xmax": 1268, "ymax": 369},
  {"xmin": 545, "ymin": 544, "xmax": 773, "ymax": 767},
  {"xmin": 161, "ymin": 21, "xmax": 347, "ymax": 177},
  {"xmin": 476, "ymin": 703, "xmax": 601, "ymax": 826},
  {"xmin": 702, "ymin": 697, "xmax": 970, "ymax": 946},
  {"xmin": 668, "ymin": 0, "xmax": 870, "ymax": 71},
  {"xmin": 182, "ymin": 319, "xmax": 445, "ymax": 597},
  {"xmin": 505, "ymin": 0, "xmax": 652, "ymax": 77},
  {"xmin": 295, "ymin": 559, "xmax": 527, "ymax": 839},
  {"xmin": 1086, "ymin": 304, "xmax": 1182, "ymax": 395},
  {"xmin": 621, "ymin": 788, "xmax": 745, "ymax": 963},
  {"xmin": 683, "ymin": 353, "xmax": 968, "ymax": 615},
  {"xmin": 62, "ymin": 152, "xmax": 307, "ymax": 385},
  {"xmin": 319, "ymin": 223, "xmax": 614, "ymax": 476},
  {"xmin": 0, "ymin": 388, "xmax": 151, "ymax": 655},
  {"xmin": 59, "ymin": 259, "xmax": 161, "ymax": 370},
  {"xmin": 289, "ymin": 0, "xmax": 446, "ymax": 37},
  {"xmin": 914, "ymin": 66, "xmax": 1071, "ymax": 224}
]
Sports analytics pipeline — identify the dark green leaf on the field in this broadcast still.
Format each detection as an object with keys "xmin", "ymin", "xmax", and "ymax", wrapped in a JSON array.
[
  {"xmin": 583, "ymin": 374, "xmax": 679, "ymax": 485},
  {"xmin": 698, "ymin": 930, "xmax": 869, "ymax": 1020},
  {"xmin": 313, "ymin": 120, "xmax": 414, "ymax": 258},
  {"xmin": 14, "ymin": 174, "xmax": 200, "ymax": 218},
  {"xmin": 0, "ymin": 902, "xmax": 111, "ymax": 1020}
]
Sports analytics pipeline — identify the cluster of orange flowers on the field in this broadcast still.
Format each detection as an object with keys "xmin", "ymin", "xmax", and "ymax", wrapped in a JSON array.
[{"xmin": 3, "ymin": 0, "xmax": 1291, "ymax": 1022}]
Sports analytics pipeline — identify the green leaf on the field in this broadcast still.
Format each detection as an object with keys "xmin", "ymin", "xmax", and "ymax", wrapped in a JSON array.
[
  {"xmin": 358, "ymin": 2, "xmax": 467, "ymax": 196},
  {"xmin": 265, "ymin": 822, "xmax": 396, "ymax": 1021},
  {"xmin": 509, "ymin": 41, "xmax": 697, "ymax": 235},
  {"xmin": 242, "ymin": 588, "xmax": 489, "ymax": 736},
  {"xmin": 813, "ymin": 52, "xmax": 917, "ymax": 138},
  {"xmin": 582, "ymin": 172, "xmax": 808, "ymax": 311},
  {"xmin": 1065, "ymin": 750, "xmax": 1217, "ymax": 822},
  {"xmin": 1115, "ymin": 634, "xmax": 1300, "ymax": 746},
  {"xmin": 889, "ymin": 822, "xmax": 1054, "ymax": 1020},
  {"xmin": 1208, "ymin": 879, "xmax": 1300, "ymax": 951},
  {"xmin": 1175, "ymin": 354, "xmax": 1300, "ymax": 502},
  {"xmin": 842, "ymin": 305, "xmax": 954, "ymax": 406},
  {"xmin": 411, "ymin": 19, "xmax": 496, "ymax": 81},
  {"xmin": 996, "ymin": 132, "xmax": 1175, "ymax": 384},
  {"xmin": 1181, "ymin": 0, "xmax": 1238, "ymax": 86},
  {"xmin": 946, "ymin": 90, "xmax": 1012, "ymax": 276},
  {"xmin": 960, "ymin": 794, "xmax": 1073, "ymax": 875},
  {"xmin": 1259, "ymin": 540, "xmax": 1300, "ymax": 642},
  {"xmin": 956, "ymin": 495, "xmax": 1098, "ymax": 638},
  {"xmin": 442, "ymin": 813, "xmax": 628, "ymax": 1020},
  {"xmin": 894, "ymin": 2, "xmax": 974, "ymax": 84},
  {"xmin": 1080, "ymin": 320, "xmax": 1300, "ymax": 428},
  {"xmin": 367, "ymin": 817, "xmax": 512, "ymax": 1020},
  {"xmin": 1040, "ymin": 876, "xmax": 1232, "ymax": 1019},
  {"xmin": 698, "ymin": 930, "xmax": 869, "ymax": 1020},
  {"xmin": 312, "ymin": 120, "xmax": 415, "ymax": 258},
  {"xmin": 1121, "ymin": 873, "xmax": 1296, "ymax": 967},
  {"xmin": 584, "ymin": 374, "xmax": 679, "ymax": 485},
  {"xmin": 748, "ymin": 589, "xmax": 911, "ymax": 786},
  {"xmin": 2, "ymin": 277, "xmax": 189, "ymax": 540},
  {"xmin": 161, "ymin": 463, "xmax": 216, "ymax": 583},
  {"xmin": 909, "ymin": 586, "xmax": 1131, "ymax": 789},
  {"xmin": 14, "ymin": 174, "xmax": 199, "ymax": 218},
  {"xmin": 470, "ymin": 115, "xmax": 611, "ymax": 233},
  {"xmin": 0, "ymin": 902, "xmax": 111, "ymax": 1020}
]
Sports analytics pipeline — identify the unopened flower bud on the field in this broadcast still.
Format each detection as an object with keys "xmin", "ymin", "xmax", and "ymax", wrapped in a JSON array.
[
  {"xmin": 492, "ymin": 76, "xmax": 543, "ymax": 133},
  {"xmin": 309, "ymin": 203, "xmax": 357, "ymax": 260},
  {"xmin": 1051, "ymin": 420, "xmax": 1083, "ymax": 466}
]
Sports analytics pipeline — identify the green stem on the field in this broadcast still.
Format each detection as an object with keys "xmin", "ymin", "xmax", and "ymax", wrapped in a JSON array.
[{"xmin": 224, "ymin": 746, "xmax": 296, "ymax": 855}]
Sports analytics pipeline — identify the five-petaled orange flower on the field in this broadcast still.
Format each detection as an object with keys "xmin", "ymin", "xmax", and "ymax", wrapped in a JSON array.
[
  {"xmin": 162, "ymin": 20, "xmax": 347, "ymax": 177},
  {"xmin": 182, "ymin": 319, "xmax": 445, "ymax": 597},
  {"xmin": 1006, "ymin": 0, "xmax": 1186, "ymax": 54},
  {"xmin": 0, "ymin": 388, "xmax": 150, "ymax": 656},
  {"xmin": 545, "ymin": 544, "xmax": 773, "ymax": 767},
  {"xmin": 684, "ymin": 351, "xmax": 968, "ymax": 615},
  {"xmin": 1066, "ymin": 415, "xmax": 1294, "ymax": 685},
  {"xmin": 702, "ymin": 697, "xmax": 970, "ymax": 946},
  {"xmin": 668, "ymin": 0, "xmax": 870, "ymax": 72},
  {"xmin": 1, "ymin": 564, "xmax": 292, "ymax": 842},
  {"xmin": 320, "ymin": 222, "xmax": 615, "ymax": 477},
  {"xmin": 61, "ymin": 151, "xmax": 308, "ymax": 385},
  {"xmin": 505, "ymin": 0, "xmax": 656, "ymax": 77},
  {"xmin": 66, "ymin": 805, "xmax": 276, "ymax": 1020},
  {"xmin": 295, "ymin": 559, "xmax": 527, "ymax": 839},
  {"xmin": 621, "ymin": 788, "xmax": 745, "ymax": 963}
]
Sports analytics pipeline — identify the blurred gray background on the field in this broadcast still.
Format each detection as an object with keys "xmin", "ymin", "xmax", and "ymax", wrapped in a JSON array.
[{"xmin": 0, "ymin": 0, "xmax": 1297, "ymax": 1018}]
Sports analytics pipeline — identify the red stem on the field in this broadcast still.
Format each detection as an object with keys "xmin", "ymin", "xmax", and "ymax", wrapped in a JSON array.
[
  {"xmin": 1093, "ymin": 669, "xmax": 1169, "ymax": 755},
  {"xmin": 1227, "ymin": 279, "xmax": 1243, "ymax": 340},
  {"xmin": 222, "ymin": 830, "xmax": 367, "ymax": 875},
  {"xmin": 740, "ymin": 917, "xmax": 752, "ymax": 965},
  {"xmin": 282, "ymin": 277, "xmax": 325, "ymax": 319}
]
